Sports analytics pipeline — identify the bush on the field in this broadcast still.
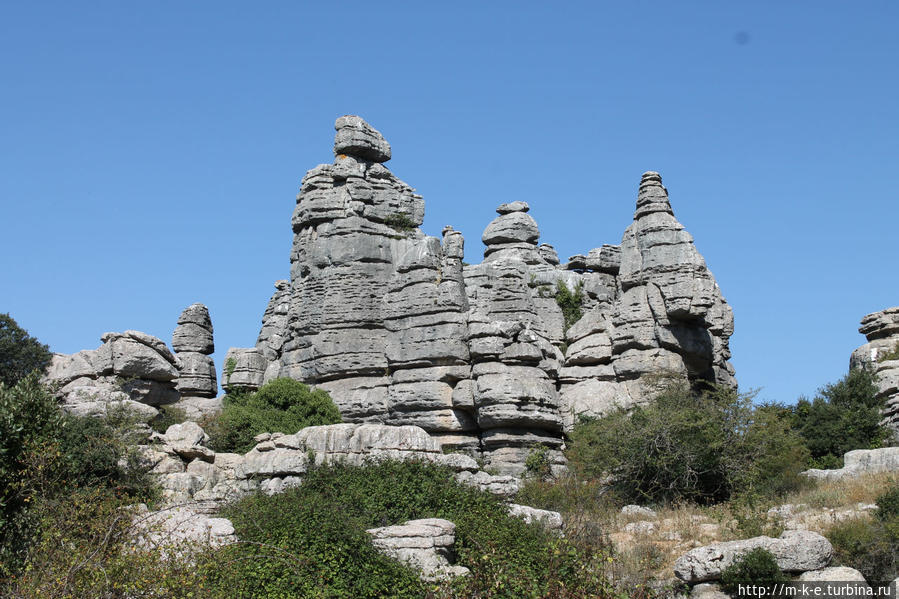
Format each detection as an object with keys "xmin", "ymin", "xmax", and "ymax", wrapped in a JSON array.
[
  {"xmin": 0, "ymin": 376, "xmax": 154, "ymax": 577},
  {"xmin": 555, "ymin": 280, "xmax": 585, "ymax": 332},
  {"xmin": 718, "ymin": 548, "xmax": 788, "ymax": 595},
  {"xmin": 209, "ymin": 460, "xmax": 613, "ymax": 599},
  {"xmin": 827, "ymin": 517, "xmax": 899, "ymax": 582},
  {"xmin": 0, "ymin": 314, "xmax": 52, "ymax": 388},
  {"xmin": 795, "ymin": 368, "xmax": 887, "ymax": 468},
  {"xmin": 149, "ymin": 404, "xmax": 188, "ymax": 433},
  {"xmin": 207, "ymin": 378, "xmax": 342, "ymax": 453},
  {"xmin": 568, "ymin": 376, "xmax": 808, "ymax": 505}
]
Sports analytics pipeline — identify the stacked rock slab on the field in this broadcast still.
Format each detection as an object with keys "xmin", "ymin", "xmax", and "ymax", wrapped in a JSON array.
[
  {"xmin": 226, "ymin": 116, "xmax": 736, "ymax": 475},
  {"xmin": 44, "ymin": 330, "xmax": 182, "ymax": 422},
  {"xmin": 849, "ymin": 307, "xmax": 899, "ymax": 433},
  {"xmin": 172, "ymin": 303, "xmax": 217, "ymax": 398}
]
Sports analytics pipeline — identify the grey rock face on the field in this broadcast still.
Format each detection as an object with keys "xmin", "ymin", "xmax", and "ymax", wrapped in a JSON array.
[
  {"xmin": 367, "ymin": 518, "xmax": 470, "ymax": 581},
  {"xmin": 802, "ymin": 447, "xmax": 899, "ymax": 481},
  {"xmin": 172, "ymin": 303, "xmax": 217, "ymax": 398},
  {"xmin": 850, "ymin": 307, "xmax": 899, "ymax": 434},
  {"xmin": 334, "ymin": 115, "xmax": 391, "ymax": 163},
  {"xmin": 227, "ymin": 117, "xmax": 737, "ymax": 474},
  {"xmin": 45, "ymin": 330, "xmax": 183, "ymax": 416},
  {"xmin": 172, "ymin": 304, "xmax": 214, "ymax": 354},
  {"xmin": 674, "ymin": 530, "xmax": 832, "ymax": 583}
]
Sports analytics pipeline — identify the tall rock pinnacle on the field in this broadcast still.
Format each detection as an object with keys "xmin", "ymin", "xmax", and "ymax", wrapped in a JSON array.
[{"xmin": 225, "ymin": 118, "xmax": 737, "ymax": 475}]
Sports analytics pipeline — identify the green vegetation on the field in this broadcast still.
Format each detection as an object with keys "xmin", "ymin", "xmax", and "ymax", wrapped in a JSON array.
[
  {"xmin": 206, "ymin": 378, "xmax": 342, "ymax": 453},
  {"xmin": 825, "ymin": 483, "xmax": 899, "ymax": 581},
  {"xmin": 149, "ymin": 404, "xmax": 188, "ymax": 433},
  {"xmin": 879, "ymin": 344, "xmax": 899, "ymax": 363},
  {"xmin": 223, "ymin": 356, "xmax": 237, "ymax": 381},
  {"xmin": 794, "ymin": 368, "xmax": 887, "ymax": 469},
  {"xmin": 384, "ymin": 212, "xmax": 417, "ymax": 233},
  {"xmin": 554, "ymin": 280, "xmax": 585, "ymax": 332},
  {"xmin": 0, "ymin": 313, "xmax": 52, "ymax": 388},
  {"xmin": 567, "ymin": 376, "xmax": 808, "ymax": 505},
  {"xmin": 718, "ymin": 548, "xmax": 788, "ymax": 594},
  {"xmin": 0, "ymin": 374, "xmax": 154, "ymax": 579},
  {"xmin": 209, "ymin": 460, "xmax": 613, "ymax": 599}
]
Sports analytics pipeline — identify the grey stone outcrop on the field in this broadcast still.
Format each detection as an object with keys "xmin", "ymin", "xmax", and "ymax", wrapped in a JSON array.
[
  {"xmin": 224, "ymin": 117, "xmax": 736, "ymax": 475},
  {"xmin": 673, "ymin": 530, "xmax": 832, "ymax": 583},
  {"xmin": 172, "ymin": 303, "xmax": 217, "ymax": 399},
  {"xmin": 367, "ymin": 518, "xmax": 470, "ymax": 581},
  {"xmin": 145, "ymin": 423, "xmax": 485, "ymax": 507},
  {"xmin": 45, "ymin": 329, "xmax": 184, "ymax": 421},
  {"xmin": 850, "ymin": 307, "xmax": 899, "ymax": 433},
  {"xmin": 802, "ymin": 447, "xmax": 899, "ymax": 481}
]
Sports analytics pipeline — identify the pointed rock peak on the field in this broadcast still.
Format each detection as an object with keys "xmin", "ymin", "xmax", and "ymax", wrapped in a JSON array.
[
  {"xmin": 635, "ymin": 170, "xmax": 673, "ymax": 219},
  {"xmin": 333, "ymin": 115, "xmax": 391, "ymax": 163},
  {"xmin": 497, "ymin": 201, "xmax": 530, "ymax": 215}
]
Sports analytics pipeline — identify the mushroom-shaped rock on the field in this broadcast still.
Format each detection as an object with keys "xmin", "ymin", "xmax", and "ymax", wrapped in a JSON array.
[{"xmin": 334, "ymin": 115, "xmax": 391, "ymax": 162}]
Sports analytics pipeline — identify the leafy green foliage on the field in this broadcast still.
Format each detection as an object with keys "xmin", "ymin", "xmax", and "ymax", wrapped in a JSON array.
[
  {"xmin": 554, "ymin": 280, "xmax": 585, "ymax": 332},
  {"xmin": 207, "ymin": 378, "xmax": 341, "ymax": 453},
  {"xmin": 384, "ymin": 212, "xmax": 417, "ymax": 233},
  {"xmin": 210, "ymin": 460, "xmax": 613, "ymax": 599},
  {"xmin": 524, "ymin": 443, "xmax": 552, "ymax": 478},
  {"xmin": 149, "ymin": 404, "xmax": 188, "ymax": 433},
  {"xmin": 0, "ymin": 375, "xmax": 154, "ymax": 577},
  {"xmin": 827, "ymin": 517, "xmax": 899, "ymax": 582},
  {"xmin": 794, "ymin": 368, "xmax": 887, "ymax": 468},
  {"xmin": 718, "ymin": 548, "xmax": 788, "ymax": 594},
  {"xmin": 568, "ymin": 376, "xmax": 808, "ymax": 505},
  {"xmin": 0, "ymin": 313, "xmax": 52, "ymax": 388}
]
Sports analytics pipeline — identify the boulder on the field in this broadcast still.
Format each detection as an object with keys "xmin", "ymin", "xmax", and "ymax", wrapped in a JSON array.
[
  {"xmin": 172, "ymin": 303, "xmax": 214, "ymax": 354},
  {"xmin": 367, "ymin": 518, "xmax": 469, "ymax": 581},
  {"xmin": 673, "ymin": 530, "xmax": 832, "ymax": 583},
  {"xmin": 334, "ymin": 115, "xmax": 391, "ymax": 162}
]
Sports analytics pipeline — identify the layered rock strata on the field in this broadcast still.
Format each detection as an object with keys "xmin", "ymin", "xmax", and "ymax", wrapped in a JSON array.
[
  {"xmin": 850, "ymin": 307, "xmax": 899, "ymax": 432},
  {"xmin": 172, "ymin": 303, "xmax": 217, "ymax": 398},
  {"xmin": 227, "ymin": 116, "xmax": 736, "ymax": 474},
  {"xmin": 45, "ymin": 330, "xmax": 183, "ymax": 422},
  {"xmin": 143, "ymin": 422, "xmax": 520, "ymax": 509},
  {"xmin": 367, "ymin": 519, "xmax": 470, "ymax": 581}
]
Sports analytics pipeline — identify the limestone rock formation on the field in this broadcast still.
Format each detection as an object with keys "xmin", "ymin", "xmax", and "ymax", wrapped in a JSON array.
[
  {"xmin": 225, "ymin": 116, "xmax": 736, "ymax": 475},
  {"xmin": 850, "ymin": 307, "xmax": 899, "ymax": 433},
  {"xmin": 674, "ymin": 530, "xmax": 833, "ymax": 583},
  {"xmin": 172, "ymin": 303, "xmax": 217, "ymax": 398},
  {"xmin": 802, "ymin": 447, "xmax": 899, "ymax": 481},
  {"xmin": 367, "ymin": 518, "xmax": 470, "ymax": 581},
  {"xmin": 45, "ymin": 330, "xmax": 183, "ymax": 420}
]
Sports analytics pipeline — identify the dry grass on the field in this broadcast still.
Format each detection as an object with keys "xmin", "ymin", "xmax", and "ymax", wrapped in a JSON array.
[{"xmin": 517, "ymin": 471, "xmax": 899, "ymax": 593}]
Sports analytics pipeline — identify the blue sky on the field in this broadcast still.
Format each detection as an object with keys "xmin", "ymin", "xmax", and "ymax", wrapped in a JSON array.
[{"xmin": 2, "ymin": 2, "xmax": 896, "ymax": 404}]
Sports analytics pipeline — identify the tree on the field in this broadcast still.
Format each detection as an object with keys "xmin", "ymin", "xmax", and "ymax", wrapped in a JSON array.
[
  {"xmin": 0, "ymin": 314, "xmax": 52, "ymax": 388},
  {"xmin": 795, "ymin": 368, "xmax": 887, "ymax": 468}
]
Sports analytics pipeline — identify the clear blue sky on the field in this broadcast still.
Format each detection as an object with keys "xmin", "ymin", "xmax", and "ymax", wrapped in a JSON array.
[{"xmin": 2, "ymin": 2, "xmax": 897, "ymax": 405}]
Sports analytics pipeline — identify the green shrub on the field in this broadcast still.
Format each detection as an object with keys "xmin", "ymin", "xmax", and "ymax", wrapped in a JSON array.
[
  {"xmin": 0, "ymin": 314, "xmax": 52, "ymax": 388},
  {"xmin": 524, "ymin": 443, "xmax": 552, "ymax": 478},
  {"xmin": 877, "ymin": 485, "xmax": 899, "ymax": 522},
  {"xmin": 795, "ymin": 368, "xmax": 887, "ymax": 468},
  {"xmin": 207, "ymin": 378, "xmax": 341, "ymax": 453},
  {"xmin": 827, "ymin": 518, "xmax": 899, "ymax": 582},
  {"xmin": 719, "ymin": 548, "xmax": 788, "ymax": 595},
  {"xmin": 384, "ymin": 212, "xmax": 417, "ymax": 232},
  {"xmin": 149, "ymin": 404, "xmax": 188, "ymax": 433},
  {"xmin": 568, "ymin": 376, "xmax": 807, "ymax": 505},
  {"xmin": 555, "ymin": 280, "xmax": 584, "ymax": 332},
  {"xmin": 0, "ymin": 377, "xmax": 154, "ymax": 576},
  {"xmin": 209, "ymin": 460, "xmax": 613, "ymax": 599},
  {"xmin": 879, "ymin": 345, "xmax": 899, "ymax": 363}
]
